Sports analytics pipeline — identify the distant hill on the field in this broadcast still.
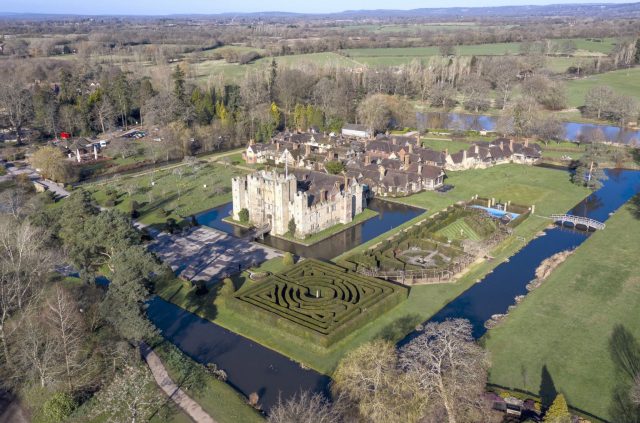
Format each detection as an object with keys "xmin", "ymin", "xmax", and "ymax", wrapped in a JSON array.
[{"xmin": 1, "ymin": 2, "xmax": 640, "ymax": 20}]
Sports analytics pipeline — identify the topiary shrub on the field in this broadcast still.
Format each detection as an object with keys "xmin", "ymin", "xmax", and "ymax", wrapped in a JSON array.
[
  {"xmin": 238, "ymin": 208, "xmax": 249, "ymax": 223},
  {"xmin": 194, "ymin": 280, "xmax": 209, "ymax": 295},
  {"xmin": 282, "ymin": 252, "xmax": 295, "ymax": 267},
  {"xmin": 129, "ymin": 200, "xmax": 140, "ymax": 218},
  {"xmin": 219, "ymin": 278, "xmax": 235, "ymax": 297}
]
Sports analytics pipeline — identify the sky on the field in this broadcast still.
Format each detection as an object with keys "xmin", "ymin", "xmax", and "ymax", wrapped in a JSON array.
[{"xmin": 1, "ymin": 0, "xmax": 637, "ymax": 16}]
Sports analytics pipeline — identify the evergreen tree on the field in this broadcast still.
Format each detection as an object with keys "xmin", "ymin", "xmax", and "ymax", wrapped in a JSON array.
[
  {"xmin": 268, "ymin": 59, "xmax": 278, "ymax": 102},
  {"xmin": 544, "ymin": 393, "xmax": 571, "ymax": 423},
  {"xmin": 172, "ymin": 64, "xmax": 186, "ymax": 104}
]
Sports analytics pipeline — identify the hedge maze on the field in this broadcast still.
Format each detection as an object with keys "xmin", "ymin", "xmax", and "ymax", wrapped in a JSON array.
[{"xmin": 232, "ymin": 259, "xmax": 408, "ymax": 347}]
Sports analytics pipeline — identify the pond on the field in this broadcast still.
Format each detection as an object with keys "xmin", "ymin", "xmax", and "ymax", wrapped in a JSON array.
[
  {"xmin": 417, "ymin": 111, "xmax": 640, "ymax": 146},
  {"xmin": 195, "ymin": 198, "xmax": 425, "ymax": 261}
]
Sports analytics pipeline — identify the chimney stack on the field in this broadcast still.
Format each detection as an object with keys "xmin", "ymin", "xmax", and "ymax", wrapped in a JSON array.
[
  {"xmin": 305, "ymin": 143, "xmax": 310, "ymax": 156},
  {"xmin": 416, "ymin": 133, "xmax": 420, "ymax": 146},
  {"xmin": 404, "ymin": 154, "xmax": 411, "ymax": 166},
  {"xmin": 344, "ymin": 173, "xmax": 348, "ymax": 190},
  {"xmin": 509, "ymin": 139, "xmax": 514, "ymax": 151},
  {"xmin": 408, "ymin": 143, "xmax": 414, "ymax": 154},
  {"xmin": 392, "ymin": 137, "xmax": 397, "ymax": 145},
  {"xmin": 500, "ymin": 141, "xmax": 504, "ymax": 150},
  {"xmin": 474, "ymin": 144, "xmax": 479, "ymax": 154},
  {"xmin": 524, "ymin": 139, "xmax": 529, "ymax": 147},
  {"xmin": 463, "ymin": 149, "xmax": 467, "ymax": 161},
  {"xmin": 276, "ymin": 142, "xmax": 280, "ymax": 152},
  {"xmin": 364, "ymin": 154, "xmax": 371, "ymax": 165},
  {"xmin": 418, "ymin": 163, "xmax": 423, "ymax": 175},
  {"xmin": 378, "ymin": 165, "xmax": 386, "ymax": 181},
  {"xmin": 445, "ymin": 148, "xmax": 449, "ymax": 156}
]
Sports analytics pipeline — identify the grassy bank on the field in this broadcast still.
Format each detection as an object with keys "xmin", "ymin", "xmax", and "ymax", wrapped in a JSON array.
[
  {"xmin": 153, "ymin": 341, "xmax": 264, "ymax": 423},
  {"xmin": 484, "ymin": 203, "xmax": 640, "ymax": 421},
  {"xmin": 566, "ymin": 67, "xmax": 640, "ymax": 108}
]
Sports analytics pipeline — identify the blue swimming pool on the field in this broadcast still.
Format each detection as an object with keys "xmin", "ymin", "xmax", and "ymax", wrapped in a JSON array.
[{"xmin": 470, "ymin": 205, "xmax": 520, "ymax": 220}]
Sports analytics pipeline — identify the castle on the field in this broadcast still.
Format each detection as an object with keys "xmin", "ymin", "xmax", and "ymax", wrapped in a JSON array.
[{"xmin": 232, "ymin": 169, "xmax": 365, "ymax": 238}]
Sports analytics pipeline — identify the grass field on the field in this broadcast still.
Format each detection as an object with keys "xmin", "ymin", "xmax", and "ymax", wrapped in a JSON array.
[
  {"xmin": 86, "ymin": 162, "xmax": 247, "ymax": 226},
  {"xmin": 484, "ymin": 203, "xmax": 640, "ymax": 422},
  {"xmin": 156, "ymin": 164, "xmax": 591, "ymax": 374},
  {"xmin": 565, "ymin": 67, "xmax": 640, "ymax": 108},
  {"xmin": 394, "ymin": 164, "xmax": 591, "ymax": 217},
  {"xmin": 437, "ymin": 218, "xmax": 482, "ymax": 241}
]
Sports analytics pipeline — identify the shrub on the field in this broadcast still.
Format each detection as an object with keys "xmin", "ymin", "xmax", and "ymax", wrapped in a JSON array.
[
  {"xmin": 129, "ymin": 200, "xmax": 140, "ymax": 218},
  {"xmin": 288, "ymin": 218, "xmax": 296, "ymax": 237},
  {"xmin": 238, "ymin": 208, "xmax": 249, "ymax": 223},
  {"xmin": 165, "ymin": 218, "xmax": 179, "ymax": 233},
  {"xmin": 37, "ymin": 392, "xmax": 77, "ymax": 423},
  {"xmin": 282, "ymin": 252, "xmax": 295, "ymax": 267},
  {"xmin": 194, "ymin": 280, "xmax": 209, "ymax": 295},
  {"xmin": 219, "ymin": 278, "xmax": 235, "ymax": 297}
]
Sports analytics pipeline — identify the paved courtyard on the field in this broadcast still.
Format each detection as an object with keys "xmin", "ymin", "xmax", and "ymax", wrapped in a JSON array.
[{"xmin": 149, "ymin": 226, "xmax": 282, "ymax": 282}]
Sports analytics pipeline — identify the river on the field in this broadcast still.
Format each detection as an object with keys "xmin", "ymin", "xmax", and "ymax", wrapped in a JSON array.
[
  {"xmin": 147, "ymin": 167, "xmax": 640, "ymax": 412},
  {"xmin": 417, "ymin": 112, "xmax": 640, "ymax": 146}
]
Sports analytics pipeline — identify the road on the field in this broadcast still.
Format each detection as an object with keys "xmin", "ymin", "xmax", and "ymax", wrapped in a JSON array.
[{"xmin": 1, "ymin": 162, "xmax": 70, "ymax": 198}]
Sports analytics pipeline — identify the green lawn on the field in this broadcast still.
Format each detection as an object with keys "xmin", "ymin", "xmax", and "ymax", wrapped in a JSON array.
[
  {"xmin": 421, "ymin": 137, "xmax": 475, "ymax": 152},
  {"xmin": 565, "ymin": 67, "xmax": 640, "ymax": 108},
  {"xmin": 394, "ymin": 164, "xmax": 591, "ymax": 217},
  {"xmin": 437, "ymin": 218, "xmax": 482, "ymax": 241},
  {"xmin": 85, "ymin": 162, "xmax": 248, "ymax": 226},
  {"xmin": 484, "ymin": 203, "xmax": 640, "ymax": 422}
]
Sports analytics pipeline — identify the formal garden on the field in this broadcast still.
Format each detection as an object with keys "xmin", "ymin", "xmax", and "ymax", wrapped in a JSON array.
[
  {"xmin": 339, "ymin": 204, "xmax": 523, "ymax": 284},
  {"xmin": 231, "ymin": 259, "xmax": 408, "ymax": 347}
]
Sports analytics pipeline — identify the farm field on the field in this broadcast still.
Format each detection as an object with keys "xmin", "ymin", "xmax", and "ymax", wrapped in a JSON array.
[
  {"xmin": 565, "ymin": 67, "xmax": 640, "ymax": 108},
  {"xmin": 484, "ymin": 203, "xmax": 640, "ymax": 421}
]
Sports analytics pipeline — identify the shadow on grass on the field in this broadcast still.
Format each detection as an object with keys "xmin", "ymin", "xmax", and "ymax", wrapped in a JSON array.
[
  {"xmin": 539, "ymin": 364, "xmax": 557, "ymax": 411},
  {"xmin": 608, "ymin": 324, "xmax": 640, "ymax": 422},
  {"xmin": 377, "ymin": 313, "xmax": 423, "ymax": 342}
]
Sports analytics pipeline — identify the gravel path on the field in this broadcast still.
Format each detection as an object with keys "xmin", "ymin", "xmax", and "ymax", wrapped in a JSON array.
[{"xmin": 141, "ymin": 342, "xmax": 217, "ymax": 423}]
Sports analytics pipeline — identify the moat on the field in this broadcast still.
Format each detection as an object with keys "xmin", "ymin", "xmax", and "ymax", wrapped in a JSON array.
[
  {"xmin": 195, "ymin": 197, "xmax": 424, "ymax": 260},
  {"xmin": 147, "ymin": 167, "xmax": 640, "ymax": 412}
]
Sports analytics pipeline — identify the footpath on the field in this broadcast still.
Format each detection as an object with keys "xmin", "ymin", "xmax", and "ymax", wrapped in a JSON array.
[{"xmin": 140, "ymin": 342, "xmax": 217, "ymax": 423}]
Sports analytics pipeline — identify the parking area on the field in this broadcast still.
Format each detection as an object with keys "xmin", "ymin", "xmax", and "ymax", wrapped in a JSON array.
[{"xmin": 149, "ymin": 227, "xmax": 282, "ymax": 283}]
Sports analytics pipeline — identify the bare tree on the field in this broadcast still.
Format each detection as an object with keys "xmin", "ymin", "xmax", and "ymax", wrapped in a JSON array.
[
  {"xmin": 0, "ymin": 73, "xmax": 33, "ymax": 144},
  {"xmin": 15, "ymin": 312, "xmax": 60, "ymax": 388},
  {"xmin": 584, "ymin": 86, "xmax": 615, "ymax": 120},
  {"xmin": 399, "ymin": 319, "xmax": 490, "ymax": 423},
  {"xmin": 632, "ymin": 375, "xmax": 640, "ymax": 405},
  {"xmin": 332, "ymin": 339, "xmax": 425, "ymax": 423},
  {"xmin": 269, "ymin": 391, "xmax": 341, "ymax": 423},
  {"xmin": 46, "ymin": 285, "xmax": 88, "ymax": 391},
  {"xmin": 0, "ymin": 217, "xmax": 54, "ymax": 368}
]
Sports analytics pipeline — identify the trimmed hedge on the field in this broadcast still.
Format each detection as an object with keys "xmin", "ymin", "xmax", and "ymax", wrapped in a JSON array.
[{"xmin": 230, "ymin": 259, "xmax": 408, "ymax": 347}]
